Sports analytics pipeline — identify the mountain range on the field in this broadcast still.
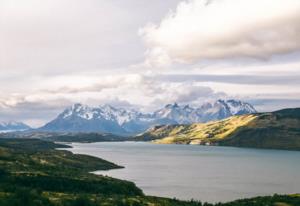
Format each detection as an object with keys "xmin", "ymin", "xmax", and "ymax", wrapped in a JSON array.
[
  {"xmin": 135, "ymin": 108, "xmax": 300, "ymax": 150},
  {"xmin": 0, "ymin": 121, "xmax": 31, "ymax": 132},
  {"xmin": 39, "ymin": 99, "xmax": 256, "ymax": 135}
]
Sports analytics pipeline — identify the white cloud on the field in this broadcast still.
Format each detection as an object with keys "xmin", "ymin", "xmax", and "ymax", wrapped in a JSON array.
[
  {"xmin": 1, "ymin": 68, "xmax": 299, "ymax": 126},
  {"xmin": 0, "ymin": 73, "xmax": 225, "ymax": 126},
  {"xmin": 140, "ymin": 0, "xmax": 300, "ymax": 66},
  {"xmin": 1, "ymin": 0, "xmax": 299, "ymax": 126},
  {"xmin": 0, "ymin": 0, "xmax": 182, "ymax": 74}
]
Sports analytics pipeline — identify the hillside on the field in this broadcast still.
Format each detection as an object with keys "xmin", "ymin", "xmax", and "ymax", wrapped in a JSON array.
[{"xmin": 136, "ymin": 108, "xmax": 300, "ymax": 150}]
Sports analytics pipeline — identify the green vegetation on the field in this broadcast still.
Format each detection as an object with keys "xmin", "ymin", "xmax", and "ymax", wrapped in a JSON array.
[
  {"xmin": 41, "ymin": 132, "xmax": 126, "ymax": 143},
  {"xmin": 220, "ymin": 108, "xmax": 300, "ymax": 150},
  {"xmin": 0, "ymin": 138, "xmax": 299, "ymax": 205},
  {"xmin": 136, "ymin": 108, "xmax": 300, "ymax": 150},
  {"xmin": 215, "ymin": 194, "xmax": 300, "ymax": 206},
  {"xmin": 0, "ymin": 138, "xmax": 142, "ymax": 205},
  {"xmin": 0, "ymin": 132, "xmax": 126, "ymax": 143}
]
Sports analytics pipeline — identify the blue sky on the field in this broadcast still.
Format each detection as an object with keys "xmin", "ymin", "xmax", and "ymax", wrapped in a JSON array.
[{"xmin": 1, "ymin": 0, "xmax": 300, "ymax": 126}]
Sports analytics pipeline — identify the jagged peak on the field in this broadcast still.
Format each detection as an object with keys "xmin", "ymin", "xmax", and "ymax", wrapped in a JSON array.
[
  {"xmin": 216, "ymin": 99, "xmax": 226, "ymax": 103},
  {"xmin": 100, "ymin": 104, "xmax": 117, "ymax": 110},
  {"xmin": 68, "ymin": 103, "xmax": 90, "ymax": 112},
  {"xmin": 183, "ymin": 104, "xmax": 192, "ymax": 109},
  {"xmin": 42, "ymin": 99, "xmax": 257, "ymax": 134},
  {"xmin": 226, "ymin": 99, "xmax": 242, "ymax": 103},
  {"xmin": 164, "ymin": 102, "xmax": 180, "ymax": 109},
  {"xmin": 0, "ymin": 120, "xmax": 24, "ymax": 126},
  {"xmin": 0, "ymin": 120, "xmax": 31, "ymax": 131}
]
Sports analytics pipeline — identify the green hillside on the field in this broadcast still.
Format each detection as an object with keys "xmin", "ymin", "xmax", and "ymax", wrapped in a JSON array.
[{"xmin": 136, "ymin": 108, "xmax": 300, "ymax": 150}]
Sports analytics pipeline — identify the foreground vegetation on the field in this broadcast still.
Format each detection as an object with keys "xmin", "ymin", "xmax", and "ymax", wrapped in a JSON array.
[
  {"xmin": 0, "ymin": 139, "xmax": 142, "ymax": 205},
  {"xmin": 0, "ymin": 131, "xmax": 125, "ymax": 143},
  {"xmin": 0, "ymin": 191, "xmax": 299, "ymax": 206},
  {"xmin": 136, "ymin": 108, "xmax": 300, "ymax": 150},
  {"xmin": 0, "ymin": 138, "xmax": 299, "ymax": 205}
]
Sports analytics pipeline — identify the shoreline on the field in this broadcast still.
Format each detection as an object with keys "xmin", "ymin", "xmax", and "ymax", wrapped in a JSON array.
[{"xmin": 66, "ymin": 141, "xmax": 300, "ymax": 203}]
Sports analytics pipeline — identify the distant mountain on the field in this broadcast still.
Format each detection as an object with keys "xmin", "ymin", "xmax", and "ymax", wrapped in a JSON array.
[
  {"xmin": 0, "ymin": 121, "xmax": 31, "ymax": 132},
  {"xmin": 135, "ymin": 108, "xmax": 300, "ymax": 150},
  {"xmin": 39, "ymin": 99, "xmax": 256, "ymax": 135},
  {"xmin": 153, "ymin": 99, "xmax": 256, "ymax": 124}
]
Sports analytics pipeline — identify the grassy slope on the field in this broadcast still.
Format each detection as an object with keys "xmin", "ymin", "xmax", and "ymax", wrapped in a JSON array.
[
  {"xmin": 219, "ymin": 108, "xmax": 300, "ymax": 150},
  {"xmin": 0, "ymin": 138, "xmax": 299, "ymax": 205},
  {"xmin": 136, "ymin": 108, "xmax": 300, "ymax": 150}
]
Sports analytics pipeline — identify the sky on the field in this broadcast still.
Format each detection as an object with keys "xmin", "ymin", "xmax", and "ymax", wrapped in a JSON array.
[{"xmin": 1, "ymin": 0, "xmax": 300, "ymax": 127}]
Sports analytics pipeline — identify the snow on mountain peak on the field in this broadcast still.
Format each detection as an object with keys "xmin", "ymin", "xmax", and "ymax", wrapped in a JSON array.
[
  {"xmin": 41, "ymin": 99, "xmax": 257, "ymax": 135},
  {"xmin": 0, "ymin": 121, "xmax": 31, "ymax": 131},
  {"xmin": 164, "ymin": 102, "xmax": 179, "ymax": 109},
  {"xmin": 61, "ymin": 103, "xmax": 142, "ymax": 125},
  {"xmin": 62, "ymin": 103, "xmax": 94, "ymax": 120},
  {"xmin": 224, "ymin": 99, "xmax": 256, "ymax": 115}
]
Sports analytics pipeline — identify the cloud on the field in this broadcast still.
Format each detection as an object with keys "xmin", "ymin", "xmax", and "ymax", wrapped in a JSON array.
[
  {"xmin": 245, "ymin": 98, "xmax": 300, "ymax": 112},
  {"xmin": 0, "ymin": 98, "xmax": 73, "ymax": 127},
  {"xmin": 0, "ymin": 73, "xmax": 225, "ymax": 126},
  {"xmin": 1, "ymin": 69, "xmax": 299, "ymax": 126},
  {"xmin": 0, "ymin": 0, "xmax": 183, "ymax": 74},
  {"xmin": 158, "ymin": 74, "xmax": 300, "ymax": 85},
  {"xmin": 42, "ymin": 74, "xmax": 145, "ymax": 94},
  {"xmin": 147, "ymin": 83, "xmax": 226, "ymax": 107},
  {"xmin": 140, "ymin": 0, "xmax": 300, "ymax": 66},
  {"xmin": 1, "ymin": 0, "xmax": 299, "ymax": 127}
]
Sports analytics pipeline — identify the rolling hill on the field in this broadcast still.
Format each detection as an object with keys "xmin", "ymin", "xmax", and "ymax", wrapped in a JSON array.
[{"xmin": 135, "ymin": 108, "xmax": 300, "ymax": 150}]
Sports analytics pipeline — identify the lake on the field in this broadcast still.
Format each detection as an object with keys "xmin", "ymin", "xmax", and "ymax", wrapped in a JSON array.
[{"xmin": 67, "ymin": 142, "xmax": 300, "ymax": 203}]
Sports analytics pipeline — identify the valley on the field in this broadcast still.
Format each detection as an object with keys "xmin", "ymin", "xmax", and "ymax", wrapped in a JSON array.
[
  {"xmin": 2, "ymin": 108, "xmax": 300, "ymax": 151},
  {"xmin": 0, "ymin": 108, "xmax": 299, "ymax": 204},
  {"xmin": 2, "ymin": 0, "xmax": 300, "ymax": 205}
]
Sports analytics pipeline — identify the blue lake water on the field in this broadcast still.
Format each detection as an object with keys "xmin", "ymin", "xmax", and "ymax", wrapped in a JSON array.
[{"xmin": 67, "ymin": 142, "xmax": 300, "ymax": 203}]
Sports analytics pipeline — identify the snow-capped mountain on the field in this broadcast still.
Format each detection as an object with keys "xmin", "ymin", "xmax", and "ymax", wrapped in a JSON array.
[
  {"xmin": 195, "ymin": 99, "xmax": 257, "ymax": 122},
  {"xmin": 0, "ymin": 121, "xmax": 31, "ymax": 132},
  {"xmin": 153, "ymin": 99, "xmax": 256, "ymax": 124},
  {"xmin": 39, "ymin": 99, "xmax": 256, "ymax": 135},
  {"xmin": 153, "ymin": 103, "xmax": 194, "ymax": 124},
  {"xmin": 40, "ymin": 103, "xmax": 127, "ymax": 135}
]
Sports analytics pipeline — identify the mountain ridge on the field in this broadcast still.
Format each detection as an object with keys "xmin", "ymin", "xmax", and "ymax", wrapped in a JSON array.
[
  {"xmin": 0, "ymin": 121, "xmax": 31, "ymax": 132},
  {"xmin": 135, "ymin": 108, "xmax": 300, "ymax": 150},
  {"xmin": 39, "ymin": 99, "xmax": 256, "ymax": 135}
]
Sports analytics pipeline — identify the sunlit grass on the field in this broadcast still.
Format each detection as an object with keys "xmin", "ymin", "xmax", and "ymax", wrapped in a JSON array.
[{"xmin": 154, "ymin": 114, "xmax": 258, "ymax": 144}]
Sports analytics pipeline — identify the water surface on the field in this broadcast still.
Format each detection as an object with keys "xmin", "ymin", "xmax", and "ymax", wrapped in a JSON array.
[{"xmin": 68, "ymin": 142, "xmax": 300, "ymax": 202}]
